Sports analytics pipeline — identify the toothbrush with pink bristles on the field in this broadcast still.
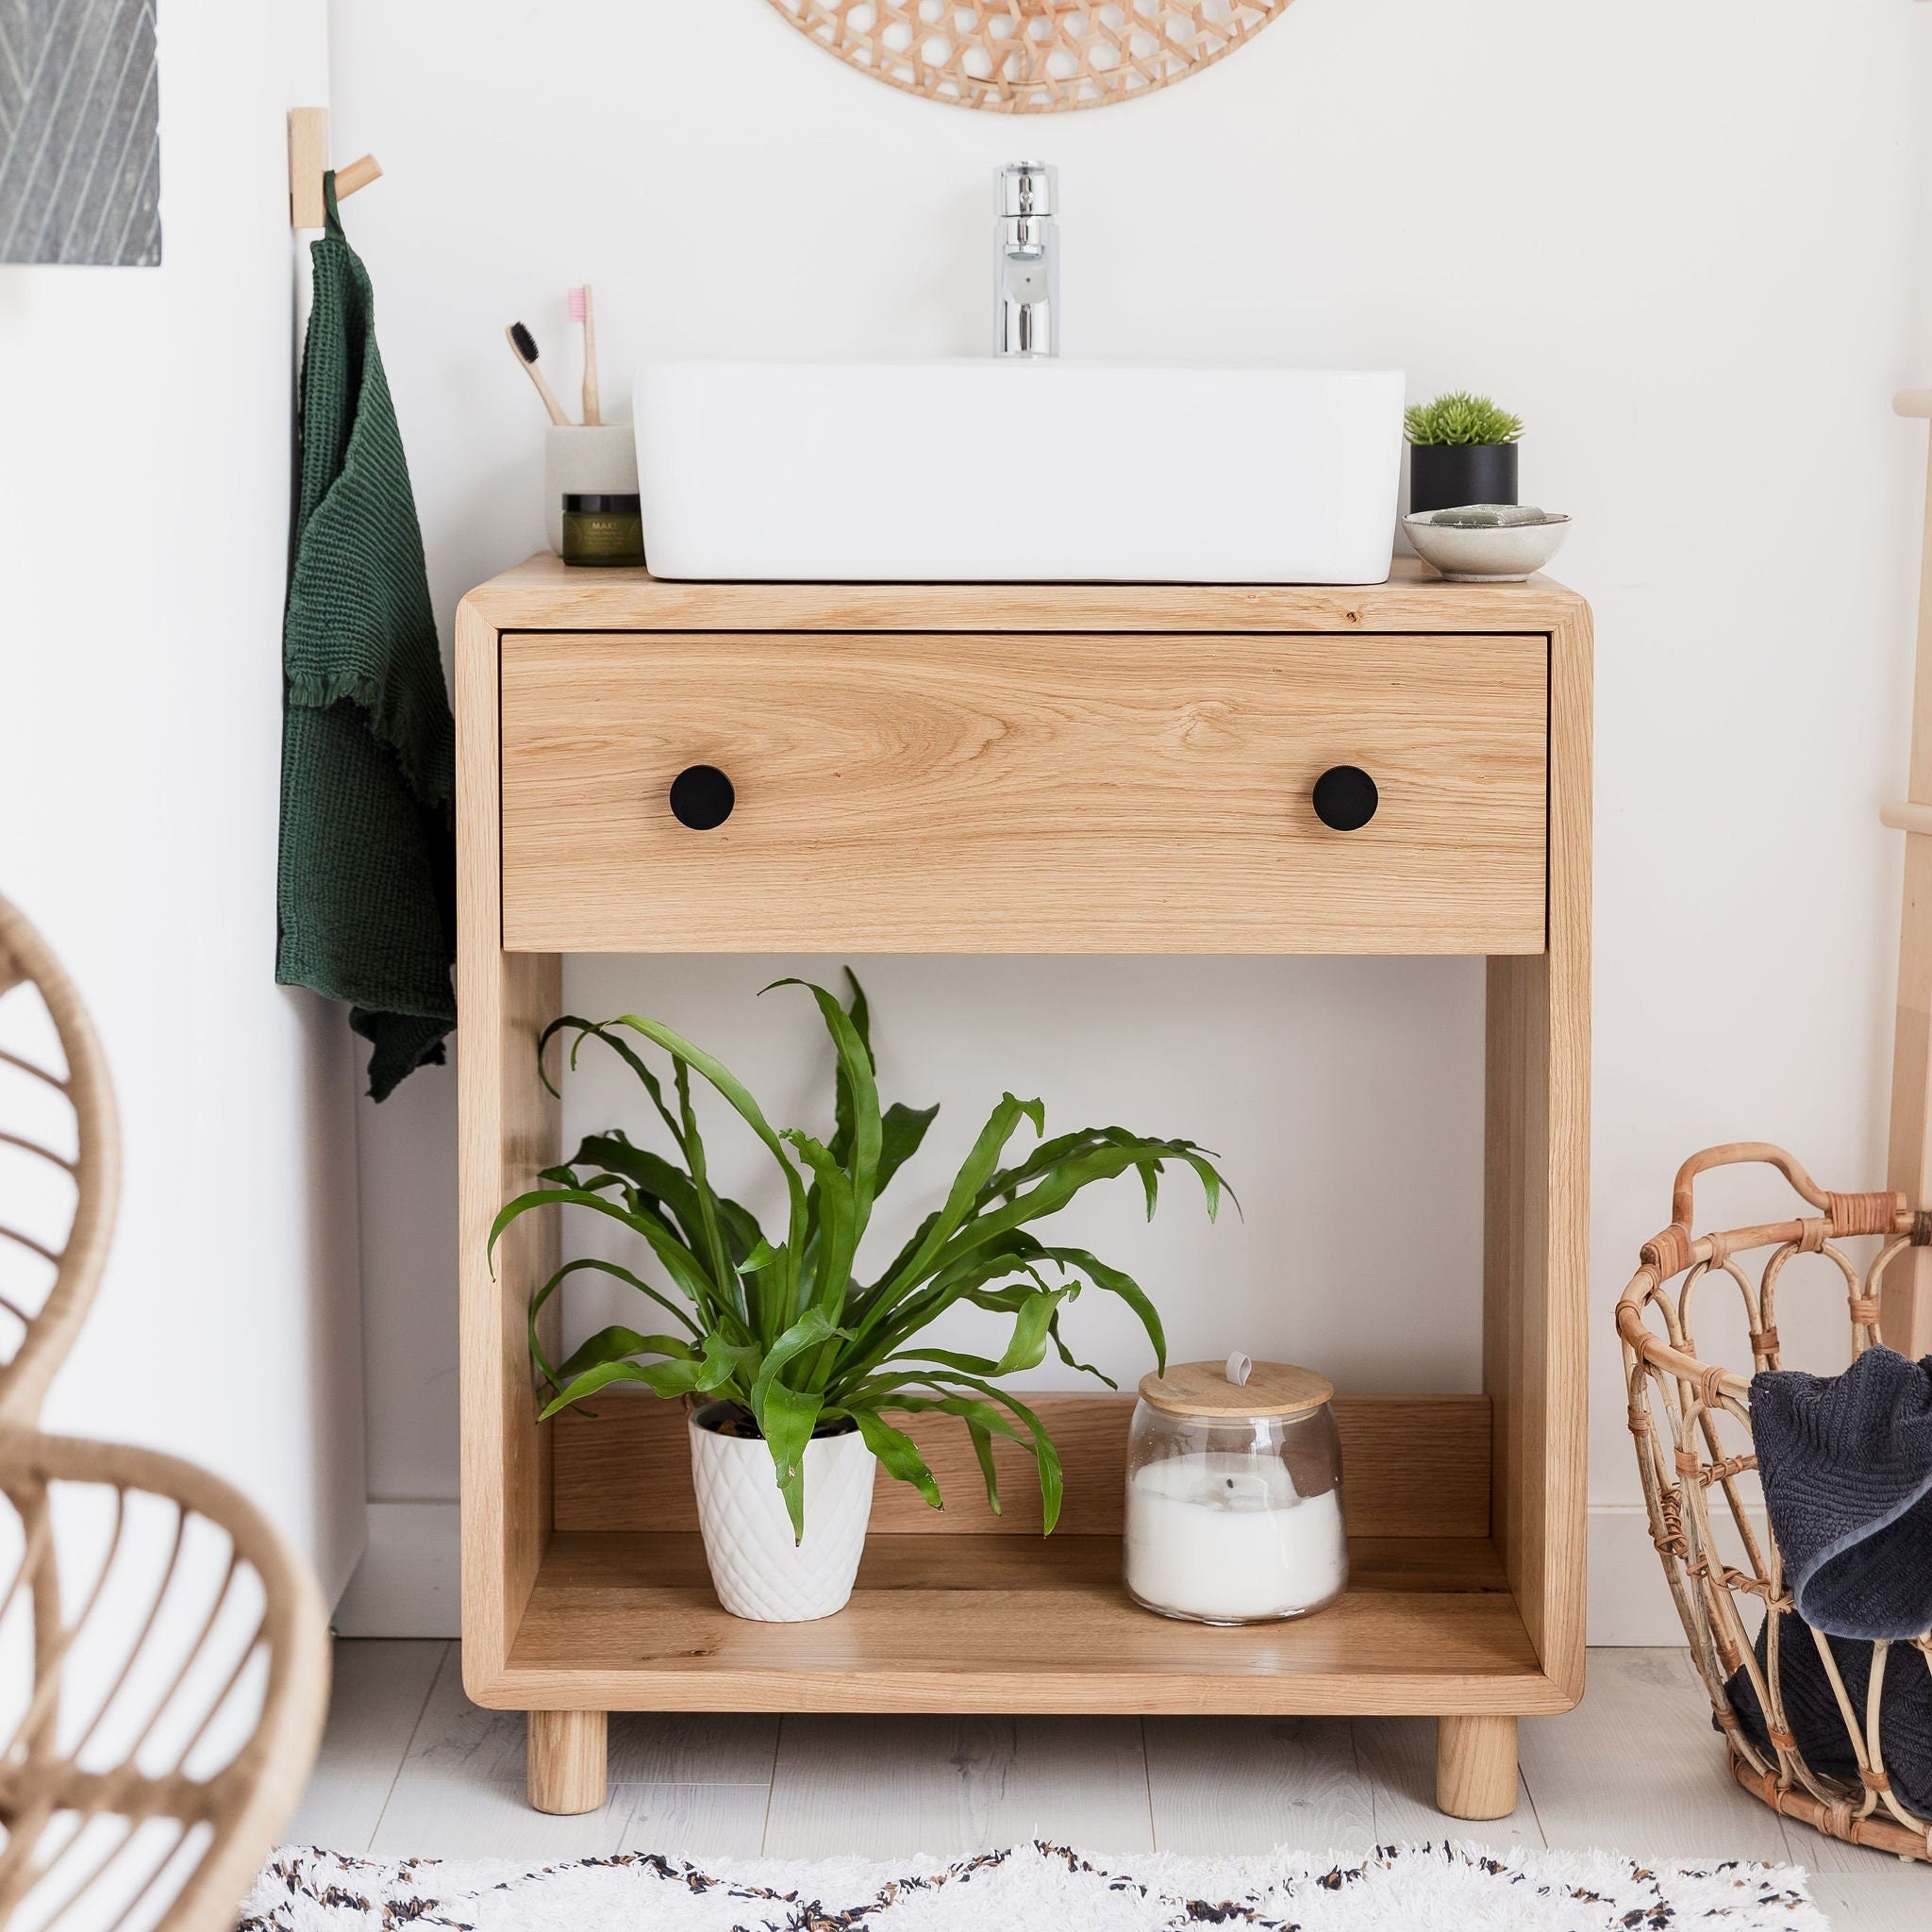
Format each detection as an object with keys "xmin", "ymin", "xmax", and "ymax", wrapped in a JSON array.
[{"xmin": 569, "ymin": 285, "xmax": 600, "ymax": 425}]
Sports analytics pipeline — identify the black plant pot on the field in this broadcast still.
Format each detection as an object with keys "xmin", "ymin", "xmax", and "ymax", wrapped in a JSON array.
[{"xmin": 1408, "ymin": 442, "xmax": 1519, "ymax": 515}]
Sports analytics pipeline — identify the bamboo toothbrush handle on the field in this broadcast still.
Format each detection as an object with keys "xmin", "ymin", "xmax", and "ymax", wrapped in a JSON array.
[
  {"xmin": 582, "ymin": 288, "xmax": 601, "ymax": 427},
  {"xmin": 528, "ymin": 361, "xmax": 571, "ymax": 427},
  {"xmin": 506, "ymin": 325, "xmax": 571, "ymax": 426}
]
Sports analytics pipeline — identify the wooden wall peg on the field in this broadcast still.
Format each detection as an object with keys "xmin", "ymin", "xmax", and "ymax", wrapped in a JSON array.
[
  {"xmin": 1882, "ymin": 386, "xmax": 1932, "ymax": 1359},
  {"xmin": 289, "ymin": 108, "xmax": 382, "ymax": 229}
]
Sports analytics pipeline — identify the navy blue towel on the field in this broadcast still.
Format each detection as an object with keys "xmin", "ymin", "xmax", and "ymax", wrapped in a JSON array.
[
  {"xmin": 1727, "ymin": 1615, "xmax": 1932, "ymax": 1816},
  {"xmin": 1750, "ymin": 1345, "xmax": 1932, "ymax": 1641}
]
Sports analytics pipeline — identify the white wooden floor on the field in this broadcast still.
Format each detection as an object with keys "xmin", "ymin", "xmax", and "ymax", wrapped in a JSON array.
[{"xmin": 287, "ymin": 1642, "xmax": 1926, "ymax": 1931}]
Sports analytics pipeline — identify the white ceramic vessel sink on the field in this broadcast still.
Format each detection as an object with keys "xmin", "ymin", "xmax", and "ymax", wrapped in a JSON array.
[{"xmin": 633, "ymin": 360, "xmax": 1405, "ymax": 585}]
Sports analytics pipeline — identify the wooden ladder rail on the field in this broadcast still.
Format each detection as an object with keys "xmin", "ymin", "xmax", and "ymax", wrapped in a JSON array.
[{"xmin": 1882, "ymin": 388, "xmax": 1932, "ymax": 1357}]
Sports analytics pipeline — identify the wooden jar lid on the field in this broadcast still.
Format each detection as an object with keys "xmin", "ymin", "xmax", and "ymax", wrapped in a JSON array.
[{"xmin": 1138, "ymin": 1357, "xmax": 1334, "ymax": 1421}]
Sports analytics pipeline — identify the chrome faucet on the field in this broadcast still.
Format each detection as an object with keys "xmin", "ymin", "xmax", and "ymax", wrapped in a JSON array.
[{"xmin": 994, "ymin": 163, "xmax": 1058, "ymax": 358}]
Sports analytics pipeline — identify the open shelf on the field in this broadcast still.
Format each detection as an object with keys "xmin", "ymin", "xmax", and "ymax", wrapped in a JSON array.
[
  {"xmin": 473, "ymin": 1391, "xmax": 1568, "ymax": 1719},
  {"xmin": 493, "ymin": 1530, "xmax": 1569, "ymax": 1716}
]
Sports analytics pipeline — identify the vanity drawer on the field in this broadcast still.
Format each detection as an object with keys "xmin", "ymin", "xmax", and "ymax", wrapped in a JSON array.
[{"xmin": 499, "ymin": 631, "xmax": 1548, "ymax": 954}]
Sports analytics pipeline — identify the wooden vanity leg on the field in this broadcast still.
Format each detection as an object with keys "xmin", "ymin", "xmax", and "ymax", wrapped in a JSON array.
[
  {"xmin": 1435, "ymin": 1715, "xmax": 1518, "ymax": 1820},
  {"xmin": 527, "ymin": 1709, "xmax": 608, "ymax": 1814}
]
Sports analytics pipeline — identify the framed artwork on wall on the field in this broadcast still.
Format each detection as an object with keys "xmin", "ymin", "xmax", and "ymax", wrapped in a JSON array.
[{"xmin": 0, "ymin": 0, "xmax": 160, "ymax": 265}]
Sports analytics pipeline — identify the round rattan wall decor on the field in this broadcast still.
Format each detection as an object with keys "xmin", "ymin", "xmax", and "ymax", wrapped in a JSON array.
[{"xmin": 761, "ymin": 2, "xmax": 1297, "ymax": 114}]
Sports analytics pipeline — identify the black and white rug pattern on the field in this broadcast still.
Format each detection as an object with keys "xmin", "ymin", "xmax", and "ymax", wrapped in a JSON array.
[{"xmin": 242, "ymin": 1839, "xmax": 1828, "ymax": 1932}]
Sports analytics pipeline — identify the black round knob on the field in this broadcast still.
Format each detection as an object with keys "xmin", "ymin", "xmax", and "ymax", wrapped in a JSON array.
[
  {"xmin": 1312, "ymin": 765, "xmax": 1377, "ymax": 831},
  {"xmin": 669, "ymin": 764, "xmax": 735, "ymax": 830}
]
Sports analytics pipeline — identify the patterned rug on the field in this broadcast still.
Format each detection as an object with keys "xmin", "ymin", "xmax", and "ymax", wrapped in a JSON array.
[{"xmin": 242, "ymin": 1839, "xmax": 1828, "ymax": 1931}]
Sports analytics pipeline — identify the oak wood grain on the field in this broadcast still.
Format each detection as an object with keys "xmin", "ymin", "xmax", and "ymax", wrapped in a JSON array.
[
  {"xmin": 454, "ymin": 563, "xmax": 1591, "ymax": 1762},
  {"xmin": 456, "ymin": 601, "xmax": 561, "ymax": 1695},
  {"xmin": 552, "ymin": 1391, "xmax": 1493, "ymax": 1541},
  {"xmin": 528, "ymin": 1708, "xmax": 608, "ymax": 1815},
  {"xmin": 500, "ymin": 631, "xmax": 1548, "ymax": 956},
  {"xmin": 1482, "ymin": 602, "xmax": 1591, "ymax": 1711},
  {"xmin": 519, "ymin": 1529, "xmax": 1507, "ymax": 1597},
  {"xmin": 464, "ymin": 551, "xmax": 1590, "ymax": 639},
  {"xmin": 1436, "ymin": 1713, "xmax": 1518, "ymax": 1820},
  {"xmin": 486, "ymin": 1531, "xmax": 1563, "ymax": 1717}
]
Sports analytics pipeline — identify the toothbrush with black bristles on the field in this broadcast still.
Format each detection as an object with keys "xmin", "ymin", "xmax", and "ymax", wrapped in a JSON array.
[{"xmin": 505, "ymin": 321, "xmax": 571, "ymax": 425}]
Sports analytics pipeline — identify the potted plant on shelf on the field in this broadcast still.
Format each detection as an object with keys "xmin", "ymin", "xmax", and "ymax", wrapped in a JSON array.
[
  {"xmin": 1405, "ymin": 390, "xmax": 1524, "ymax": 514},
  {"xmin": 489, "ymin": 973, "xmax": 1231, "ymax": 1624}
]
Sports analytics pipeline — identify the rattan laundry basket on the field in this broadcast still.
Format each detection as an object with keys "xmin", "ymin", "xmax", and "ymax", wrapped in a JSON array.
[{"xmin": 1617, "ymin": 1142, "xmax": 1932, "ymax": 1861}]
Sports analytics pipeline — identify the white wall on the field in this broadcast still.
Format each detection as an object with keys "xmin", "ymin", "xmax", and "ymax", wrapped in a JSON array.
[
  {"xmin": 0, "ymin": 3, "xmax": 366, "ymax": 1600},
  {"xmin": 328, "ymin": 0, "xmax": 1931, "ymax": 1641}
]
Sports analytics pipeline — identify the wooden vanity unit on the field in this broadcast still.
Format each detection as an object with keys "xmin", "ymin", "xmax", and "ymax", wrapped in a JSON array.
[{"xmin": 454, "ymin": 555, "xmax": 1591, "ymax": 1823}]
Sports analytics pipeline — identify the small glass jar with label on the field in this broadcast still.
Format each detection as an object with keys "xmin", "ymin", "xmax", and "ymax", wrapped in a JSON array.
[
  {"xmin": 1124, "ymin": 1353, "xmax": 1348, "ymax": 1624},
  {"xmin": 560, "ymin": 492, "xmax": 645, "ymax": 567}
]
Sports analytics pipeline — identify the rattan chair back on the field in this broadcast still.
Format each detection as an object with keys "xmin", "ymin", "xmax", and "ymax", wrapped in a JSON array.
[
  {"xmin": 0, "ymin": 1428, "xmax": 328, "ymax": 1932},
  {"xmin": 0, "ymin": 896, "xmax": 118, "ymax": 1428},
  {"xmin": 0, "ymin": 895, "xmax": 327, "ymax": 1926}
]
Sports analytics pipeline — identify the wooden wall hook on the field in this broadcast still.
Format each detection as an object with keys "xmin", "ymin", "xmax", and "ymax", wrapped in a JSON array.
[
  {"xmin": 335, "ymin": 154, "xmax": 383, "ymax": 199},
  {"xmin": 289, "ymin": 108, "xmax": 382, "ymax": 228}
]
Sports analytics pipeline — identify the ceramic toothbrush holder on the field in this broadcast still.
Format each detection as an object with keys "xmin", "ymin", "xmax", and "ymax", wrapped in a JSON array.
[{"xmin": 544, "ymin": 424, "xmax": 638, "ymax": 557}]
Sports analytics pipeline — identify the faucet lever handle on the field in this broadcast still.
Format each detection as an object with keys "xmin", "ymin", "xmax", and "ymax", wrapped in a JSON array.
[{"xmin": 997, "ymin": 162, "xmax": 1057, "ymax": 218}]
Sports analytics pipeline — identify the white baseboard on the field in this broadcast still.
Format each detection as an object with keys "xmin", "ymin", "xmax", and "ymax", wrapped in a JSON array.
[
  {"xmin": 1586, "ymin": 1504, "xmax": 1698, "ymax": 1645},
  {"xmin": 329, "ymin": 1498, "xmax": 1703, "ymax": 1648},
  {"xmin": 332, "ymin": 1501, "xmax": 461, "ymax": 1638}
]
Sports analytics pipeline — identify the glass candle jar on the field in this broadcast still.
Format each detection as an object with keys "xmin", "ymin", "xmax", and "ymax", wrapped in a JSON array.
[
  {"xmin": 1124, "ymin": 1353, "xmax": 1348, "ymax": 1625},
  {"xmin": 560, "ymin": 492, "xmax": 645, "ymax": 567}
]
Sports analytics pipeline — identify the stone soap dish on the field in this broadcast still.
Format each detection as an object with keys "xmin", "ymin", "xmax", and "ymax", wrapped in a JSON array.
[{"xmin": 1404, "ymin": 504, "xmax": 1571, "ymax": 582}]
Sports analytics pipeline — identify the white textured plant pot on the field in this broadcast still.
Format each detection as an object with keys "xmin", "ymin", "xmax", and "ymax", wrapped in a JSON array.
[{"xmin": 688, "ymin": 1405, "xmax": 876, "ymax": 1622}]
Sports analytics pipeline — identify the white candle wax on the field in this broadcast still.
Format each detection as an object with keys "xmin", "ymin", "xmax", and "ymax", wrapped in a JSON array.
[{"xmin": 1124, "ymin": 1452, "xmax": 1348, "ymax": 1623}]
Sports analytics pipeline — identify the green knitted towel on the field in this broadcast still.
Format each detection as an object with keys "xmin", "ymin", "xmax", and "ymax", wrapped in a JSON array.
[{"xmin": 276, "ymin": 173, "xmax": 456, "ymax": 1100}]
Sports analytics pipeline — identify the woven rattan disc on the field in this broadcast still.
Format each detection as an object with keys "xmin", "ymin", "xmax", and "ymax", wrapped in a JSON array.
[
  {"xmin": 1139, "ymin": 1358, "xmax": 1334, "ymax": 1421},
  {"xmin": 761, "ymin": 2, "xmax": 1298, "ymax": 114}
]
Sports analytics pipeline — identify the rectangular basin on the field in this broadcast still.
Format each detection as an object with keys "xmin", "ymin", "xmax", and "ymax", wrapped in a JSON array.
[{"xmin": 632, "ymin": 360, "xmax": 1405, "ymax": 585}]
